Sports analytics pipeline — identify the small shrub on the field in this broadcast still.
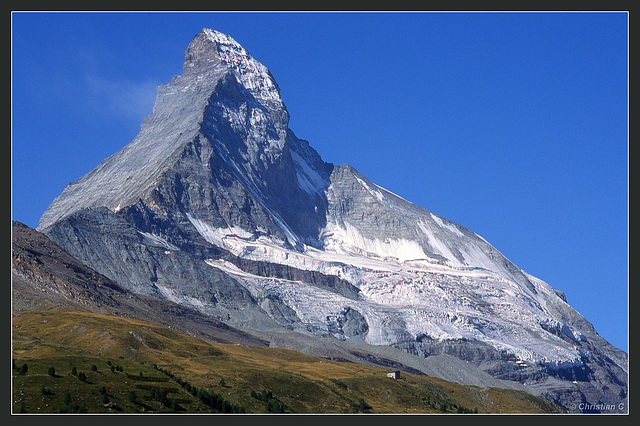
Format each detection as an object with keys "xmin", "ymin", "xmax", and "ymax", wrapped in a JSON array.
[
  {"xmin": 251, "ymin": 389, "xmax": 287, "ymax": 413},
  {"xmin": 58, "ymin": 393, "xmax": 86, "ymax": 413},
  {"xmin": 266, "ymin": 398, "xmax": 285, "ymax": 413},
  {"xmin": 149, "ymin": 388, "xmax": 168, "ymax": 406},
  {"xmin": 352, "ymin": 398, "xmax": 372, "ymax": 413}
]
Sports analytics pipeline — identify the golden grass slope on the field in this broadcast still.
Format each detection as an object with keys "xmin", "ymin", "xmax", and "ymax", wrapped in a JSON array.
[{"xmin": 12, "ymin": 310, "xmax": 565, "ymax": 414}]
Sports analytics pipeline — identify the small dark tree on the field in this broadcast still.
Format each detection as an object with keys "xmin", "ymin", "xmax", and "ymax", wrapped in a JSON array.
[
  {"xmin": 91, "ymin": 365, "xmax": 98, "ymax": 372},
  {"xmin": 128, "ymin": 391, "xmax": 138, "ymax": 404},
  {"xmin": 71, "ymin": 366, "xmax": 77, "ymax": 376},
  {"xmin": 152, "ymin": 388, "xmax": 168, "ymax": 406},
  {"xmin": 352, "ymin": 398, "xmax": 372, "ymax": 413},
  {"xmin": 77, "ymin": 371, "xmax": 87, "ymax": 382},
  {"xmin": 47, "ymin": 367, "xmax": 56, "ymax": 377},
  {"xmin": 266, "ymin": 399, "xmax": 285, "ymax": 413},
  {"xmin": 19, "ymin": 364, "xmax": 28, "ymax": 375}
]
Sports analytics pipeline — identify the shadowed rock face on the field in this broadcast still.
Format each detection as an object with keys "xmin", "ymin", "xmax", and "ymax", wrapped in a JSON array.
[{"xmin": 37, "ymin": 29, "xmax": 627, "ymax": 413}]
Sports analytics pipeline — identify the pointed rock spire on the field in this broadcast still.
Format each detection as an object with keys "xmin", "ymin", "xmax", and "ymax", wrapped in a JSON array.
[{"xmin": 184, "ymin": 29, "xmax": 288, "ymax": 125}]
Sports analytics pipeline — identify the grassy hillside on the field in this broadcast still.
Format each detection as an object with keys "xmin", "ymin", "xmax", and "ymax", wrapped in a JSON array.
[{"xmin": 11, "ymin": 311, "xmax": 564, "ymax": 414}]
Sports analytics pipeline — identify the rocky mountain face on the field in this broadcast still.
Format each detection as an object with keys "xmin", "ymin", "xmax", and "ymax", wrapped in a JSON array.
[
  {"xmin": 12, "ymin": 220, "xmax": 549, "ymax": 392},
  {"xmin": 36, "ymin": 29, "xmax": 627, "ymax": 413},
  {"xmin": 11, "ymin": 221, "xmax": 268, "ymax": 347}
]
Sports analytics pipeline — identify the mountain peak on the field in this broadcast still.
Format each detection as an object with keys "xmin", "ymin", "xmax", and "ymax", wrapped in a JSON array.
[
  {"xmin": 183, "ymin": 29, "xmax": 241, "ymax": 73},
  {"xmin": 184, "ymin": 29, "xmax": 286, "ymax": 117}
]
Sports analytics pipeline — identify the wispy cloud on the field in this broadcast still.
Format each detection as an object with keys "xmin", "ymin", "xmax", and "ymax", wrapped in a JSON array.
[{"xmin": 83, "ymin": 74, "xmax": 160, "ymax": 123}]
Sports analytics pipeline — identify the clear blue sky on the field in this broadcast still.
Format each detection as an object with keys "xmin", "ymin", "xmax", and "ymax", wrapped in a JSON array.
[{"xmin": 11, "ymin": 12, "xmax": 628, "ymax": 352}]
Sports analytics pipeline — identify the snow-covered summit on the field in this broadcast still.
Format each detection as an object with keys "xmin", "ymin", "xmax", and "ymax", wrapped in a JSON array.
[
  {"xmin": 185, "ymin": 29, "xmax": 287, "ymax": 120},
  {"xmin": 39, "ymin": 29, "xmax": 294, "ymax": 231}
]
